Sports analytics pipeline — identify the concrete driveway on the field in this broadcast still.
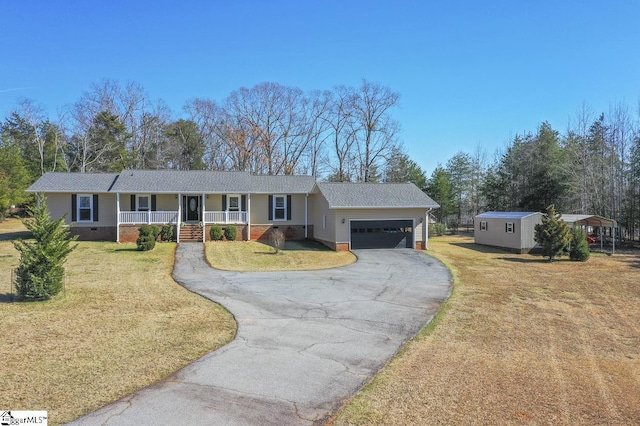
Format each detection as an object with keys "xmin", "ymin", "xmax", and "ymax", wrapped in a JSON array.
[{"xmin": 70, "ymin": 244, "xmax": 451, "ymax": 425}]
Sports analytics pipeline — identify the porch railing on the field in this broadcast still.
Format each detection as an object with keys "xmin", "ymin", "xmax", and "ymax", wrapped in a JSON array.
[
  {"xmin": 120, "ymin": 211, "xmax": 179, "ymax": 224},
  {"xmin": 204, "ymin": 211, "xmax": 247, "ymax": 224},
  {"xmin": 119, "ymin": 211, "xmax": 247, "ymax": 224}
]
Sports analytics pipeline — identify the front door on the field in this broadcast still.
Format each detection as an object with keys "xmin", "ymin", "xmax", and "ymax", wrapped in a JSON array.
[{"xmin": 184, "ymin": 196, "xmax": 200, "ymax": 222}]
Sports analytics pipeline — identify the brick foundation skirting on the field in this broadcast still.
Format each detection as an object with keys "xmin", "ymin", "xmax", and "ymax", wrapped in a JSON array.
[
  {"xmin": 70, "ymin": 226, "xmax": 117, "ymax": 241},
  {"xmin": 250, "ymin": 225, "xmax": 309, "ymax": 241}
]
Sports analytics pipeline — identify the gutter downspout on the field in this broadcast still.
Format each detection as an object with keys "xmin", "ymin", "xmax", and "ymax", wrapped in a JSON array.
[
  {"xmin": 304, "ymin": 193, "xmax": 308, "ymax": 239},
  {"xmin": 424, "ymin": 208, "xmax": 431, "ymax": 250}
]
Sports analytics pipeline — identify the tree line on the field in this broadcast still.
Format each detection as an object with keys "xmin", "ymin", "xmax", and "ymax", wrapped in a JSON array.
[
  {"xmin": 426, "ymin": 104, "xmax": 640, "ymax": 243},
  {"xmin": 1, "ymin": 79, "xmax": 415, "ymax": 215}
]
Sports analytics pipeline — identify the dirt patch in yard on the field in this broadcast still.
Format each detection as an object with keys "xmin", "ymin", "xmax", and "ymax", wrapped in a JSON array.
[{"xmin": 333, "ymin": 235, "xmax": 640, "ymax": 425}]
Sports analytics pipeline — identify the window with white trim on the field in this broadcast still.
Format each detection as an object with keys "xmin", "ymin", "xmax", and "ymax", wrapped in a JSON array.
[
  {"xmin": 506, "ymin": 222, "xmax": 515, "ymax": 233},
  {"xmin": 274, "ymin": 195, "xmax": 286, "ymax": 220},
  {"xmin": 78, "ymin": 194, "xmax": 93, "ymax": 222},
  {"xmin": 480, "ymin": 221, "xmax": 488, "ymax": 231},
  {"xmin": 137, "ymin": 194, "xmax": 150, "ymax": 211},
  {"xmin": 227, "ymin": 194, "xmax": 240, "ymax": 211}
]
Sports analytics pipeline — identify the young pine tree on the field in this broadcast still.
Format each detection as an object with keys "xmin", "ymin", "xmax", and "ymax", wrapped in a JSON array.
[
  {"xmin": 569, "ymin": 227, "xmax": 590, "ymax": 262},
  {"xmin": 13, "ymin": 194, "xmax": 78, "ymax": 300},
  {"xmin": 534, "ymin": 204, "xmax": 571, "ymax": 261}
]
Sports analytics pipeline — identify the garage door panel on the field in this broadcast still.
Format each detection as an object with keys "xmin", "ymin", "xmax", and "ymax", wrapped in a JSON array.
[{"xmin": 351, "ymin": 220, "xmax": 413, "ymax": 249}]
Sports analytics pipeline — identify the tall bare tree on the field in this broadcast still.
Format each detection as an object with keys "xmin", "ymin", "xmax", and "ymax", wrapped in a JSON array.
[{"xmin": 351, "ymin": 80, "xmax": 400, "ymax": 182}]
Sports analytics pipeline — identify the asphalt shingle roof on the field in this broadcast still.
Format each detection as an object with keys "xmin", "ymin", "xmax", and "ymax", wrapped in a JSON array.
[
  {"xmin": 110, "ymin": 170, "xmax": 253, "ymax": 193},
  {"xmin": 249, "ymin": 175, "xmax": 316, "ymax": 194},
  {"xmin": 27, "ymin": 172, "xmax": 119, "ymax": 193},
  {"xmin": 316, "ymin": 182, "xmax": 439, "ymax": 209}
]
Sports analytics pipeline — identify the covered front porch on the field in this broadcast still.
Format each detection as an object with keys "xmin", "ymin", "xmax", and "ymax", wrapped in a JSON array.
[{"xmin": 116, "ymin": 193, "xmax": 250, "ymax": 243}]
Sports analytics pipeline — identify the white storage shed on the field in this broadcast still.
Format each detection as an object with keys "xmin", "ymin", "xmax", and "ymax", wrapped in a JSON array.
[{"xmin": 474, "ymin": 211, "xmax": 543, "ymax": 253}]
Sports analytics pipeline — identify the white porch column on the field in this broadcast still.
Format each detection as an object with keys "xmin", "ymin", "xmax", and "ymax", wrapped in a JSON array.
[
  {"xmin": 247, "ymin": 193, "xmax": 251, "ymax": 241},
  {"xmin": 116, "ymin": 193, "xmax": 121, "ymax": 243},
  {"xmin": 202, "ymin": 193, "xmax": 206, "ymax": 243},
  {"xmin": 304, "ymin": 193, "xmax": 308, "ymax": 239},
  {"xmin": 177, "ymin": 193, "xmax": 182, "ymax": 243}
]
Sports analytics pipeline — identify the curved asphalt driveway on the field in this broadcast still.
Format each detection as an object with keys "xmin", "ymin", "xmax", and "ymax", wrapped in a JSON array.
[{"xmin": 70, "ymin": 245, "xmax": 451, "ymax": 425}]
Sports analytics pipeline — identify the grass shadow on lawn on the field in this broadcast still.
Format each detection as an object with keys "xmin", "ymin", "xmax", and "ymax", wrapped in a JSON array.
[
  {"xmin": 451, "ymin": 242, "xmax": 514, "ymax": 255},
  {"xmin": 0, "ymin": 231, "xmax": 32, "ymax": 241},
  {"xmin": 498, "ymin": 256, "xmax": 557, "ymax": 264},
  {"xmin": 0, "ymin": 293, "xmax": 16, "ymax": 303},
  {"xmin": 252, "ymin": 239, "xmax": 335, "ymax": 253},
  {"xmin": 112, "ymin": 247, "xmax": 140, "ymax": 253}
]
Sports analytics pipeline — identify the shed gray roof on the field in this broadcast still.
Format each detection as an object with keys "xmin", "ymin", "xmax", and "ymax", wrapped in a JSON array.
[
  {"xmin": 110, "ymin": 170, "xmax": 252, "ymax": 193},
  {"xmin": 28, "ymin": 172, "xmax": 118, "ymax": 193},
  {"xmin": 476, "ymin": 211, "xmax": 541, "ymax": 220},
  {"xmin": 316, "ymin": 182, "xmax": 439, "ymax": 209},
  {"xmin": 249, "ymin": 175, "xmax": 316, "ymax": 194}
]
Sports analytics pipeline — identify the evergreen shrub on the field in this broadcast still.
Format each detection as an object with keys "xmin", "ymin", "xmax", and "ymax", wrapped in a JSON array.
[
  {"xmin": 210, "ymin": 225, "xmax": 224, "ymax": 241},
  {"xmin": 224, "ymin": 225, "xmax": 237, "ymax": 241},
  {"xmin": 13, "ymin": 195, "xmax": 78, "ymax": 300},
  {"xmin": 136, "ymin": 224, "xmax": 158, "ymax": 251},
  {"xmin": 569, "ymin": 227, "xmax": 590, "ymax": 262},
  {"xmin": 160, "ymin": 224, "xmax": 174, "ymax": 242}
]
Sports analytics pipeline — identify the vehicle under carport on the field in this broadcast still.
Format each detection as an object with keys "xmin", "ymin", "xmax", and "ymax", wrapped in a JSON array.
[{"xmin": 350, "ymin": 219, "xmax": 413, "ymax": 249}]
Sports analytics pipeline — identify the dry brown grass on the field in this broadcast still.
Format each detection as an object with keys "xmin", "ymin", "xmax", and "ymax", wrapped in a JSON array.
[
  {"xmin": 0, "ymin": 219, "xmax": 236, "ymax": 425},
  {"xmin": 205, "ymin": 239, "xmax": 356, "ymax": 271},
  {"xmin": 333, "ymin": 235, "xmax": 640, "ymax": 425}
]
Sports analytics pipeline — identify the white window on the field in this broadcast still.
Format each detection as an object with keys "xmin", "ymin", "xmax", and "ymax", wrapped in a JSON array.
[
  {"xmin": 274, "ymin": 195, "xmax": 286, "ymax": 220},
  {"xmin": 137, "ymin": 194, "xmax": 150, "ymax": 211},
  {"xmin": 78, "ymin": 194, "xmax": 93, "ymax": 222},
  {"xmin": 323, "ymin": 215, "xmax": 327, "ymax": 229},
  {"xmin": 227, "ymin": 194, "xmax": 240, "ymax": 211},
  {"xmin": 480, "ymin": 221, "xmax": 488, "ymax": 231},
  {"xmin": 506, "ymin": 222, "xmax": 515, "ymax": 233}
]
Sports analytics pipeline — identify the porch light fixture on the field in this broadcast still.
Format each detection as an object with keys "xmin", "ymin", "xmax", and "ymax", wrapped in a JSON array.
[{"xmin": 342, "ymin": 218, "xmax": 345, "ymax": 224}]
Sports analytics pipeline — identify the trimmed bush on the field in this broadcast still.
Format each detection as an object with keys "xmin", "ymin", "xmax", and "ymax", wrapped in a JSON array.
[
  {"xmin": 429, "ymin": 223, "xmax": 447, "ymax": 237},
  {"xmin": 136, "ymin": 224, "xmax": 158, "ymax": 251},
  {"xmin": 210, "ymin": 225, "xmax": 224, "ymax": 241},
  {"xmin": 224, "ymin": 225, "xmax": 238, "ymax": 241},
  {"xmin": 534, "ymin": 205, "xmax": 571, "ymax": 261},
  {"xmin": 160, "ymin": 224, "xmax": 174, "ymax": 242},
  {"xmin": 570, "ymin": 227, "xmax": 590, "ymax": 262}
]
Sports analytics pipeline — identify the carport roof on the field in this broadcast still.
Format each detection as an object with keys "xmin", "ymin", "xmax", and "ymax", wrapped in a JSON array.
[
  {"xmin": 560, "ymin": 214, "xmax": 617, "ymax": 227},
  {"xmin": 316, "ymin": 182, "xmax": 439, "ymax": 209}
]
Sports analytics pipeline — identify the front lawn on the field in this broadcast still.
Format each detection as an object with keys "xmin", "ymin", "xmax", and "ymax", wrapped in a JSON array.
[
  {"xmin": 205, "ymin": 240, "xmax": 356, "ymax": 271},
  {"xmin": 0, "ymin": 219, "xmax": 236, "ymax": 425},
  {"xmin": 333, "ymin": 235, "xmax": 640, "ymax": 425}
]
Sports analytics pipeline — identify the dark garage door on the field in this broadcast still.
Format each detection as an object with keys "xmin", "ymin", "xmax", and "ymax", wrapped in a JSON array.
[{"xmin": 350, "ymin": 220, "xmax": 413, "ymax": 249}]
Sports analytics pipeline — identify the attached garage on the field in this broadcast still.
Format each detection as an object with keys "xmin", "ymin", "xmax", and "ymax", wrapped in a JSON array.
[
  {"xmin": 350, "ymin": 220, "xmax": 413, "ymax": 249},
  {"xmin": 310, "ymin": 182, "xmax": 440, "ymax": 251}
]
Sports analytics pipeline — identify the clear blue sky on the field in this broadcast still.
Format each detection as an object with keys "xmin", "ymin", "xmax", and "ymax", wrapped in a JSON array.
[{"xmin": 1, "ymin": 0, "xmax": 639, "ymax": 175}]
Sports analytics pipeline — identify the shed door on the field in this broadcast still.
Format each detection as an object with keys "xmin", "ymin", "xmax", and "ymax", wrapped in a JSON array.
[{"xmin": 350, "ymin": 220, "xmax": 413, "ymax": 249}]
